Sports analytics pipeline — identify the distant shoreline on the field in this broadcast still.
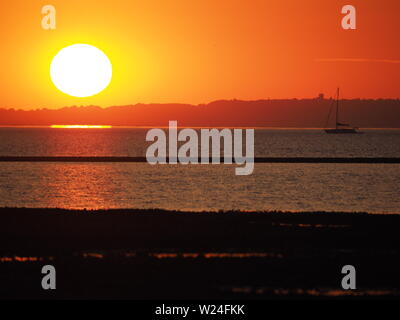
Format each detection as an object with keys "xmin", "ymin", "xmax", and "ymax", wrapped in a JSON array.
[{"xmin": 1, "ymin": 98, "xmax": 400, "ymax": 128}]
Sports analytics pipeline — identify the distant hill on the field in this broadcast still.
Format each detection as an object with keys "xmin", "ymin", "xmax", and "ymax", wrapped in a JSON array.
[{"xmin": 1, "ymin": 98, "xmax": 399, "ymax": 127}]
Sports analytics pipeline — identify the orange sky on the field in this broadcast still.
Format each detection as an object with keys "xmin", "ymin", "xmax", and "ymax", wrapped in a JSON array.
[{"xmin": 0, "ymin": 0, "xmax": 399, "ymax": 110}]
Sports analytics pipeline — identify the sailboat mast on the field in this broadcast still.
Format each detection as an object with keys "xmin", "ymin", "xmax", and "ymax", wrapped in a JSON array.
[{"xmin": 335, "ymin": 88, "xmax": 339, "ymax": 129}]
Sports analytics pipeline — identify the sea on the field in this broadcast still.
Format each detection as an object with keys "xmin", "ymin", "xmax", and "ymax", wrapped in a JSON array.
[{"xmin": 0, "ymin": 127, "xmax": 399, "ymax": 213}]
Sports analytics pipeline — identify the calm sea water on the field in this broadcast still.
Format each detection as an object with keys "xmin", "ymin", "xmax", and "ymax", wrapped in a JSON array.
[
  {"xmin": 0, "ymin": 127, "xmax": 399, "ymax": 213},
  {"xmin": 1, "ymin": 127, "xmax": 400, "ymax": 157}
]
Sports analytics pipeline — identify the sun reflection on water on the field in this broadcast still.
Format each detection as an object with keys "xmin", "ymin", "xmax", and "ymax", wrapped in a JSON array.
[{"xmin": 50, "ymin": 125, "xmax": 112, "ymax": 129}]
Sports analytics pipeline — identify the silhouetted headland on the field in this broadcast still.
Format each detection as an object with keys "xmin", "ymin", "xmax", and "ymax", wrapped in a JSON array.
[{"xmin": 1, "ymin": 97, "xmax": 400, "ymax": 127}]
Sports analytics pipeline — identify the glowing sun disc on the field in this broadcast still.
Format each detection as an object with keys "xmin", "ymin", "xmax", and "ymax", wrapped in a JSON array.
[{"xmin": 50, "ymin": 44, "xmax": 112, "ymax": 97}]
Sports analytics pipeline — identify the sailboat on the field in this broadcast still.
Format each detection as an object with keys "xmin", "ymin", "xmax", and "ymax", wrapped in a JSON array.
[{"xmin": 324, "ymin": 88, "xmax": 361, "ymax": 134}]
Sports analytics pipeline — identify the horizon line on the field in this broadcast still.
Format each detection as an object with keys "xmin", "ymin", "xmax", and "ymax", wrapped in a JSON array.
[{"xmin": 1, "ymin": 125, "xmax": 400, "ymax": 130}]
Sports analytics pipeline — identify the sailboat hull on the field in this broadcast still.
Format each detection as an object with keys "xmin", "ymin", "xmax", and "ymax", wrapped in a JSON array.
[{"xmin": 325, "ymin": 128, "xmax": 360, "ymax": 134}]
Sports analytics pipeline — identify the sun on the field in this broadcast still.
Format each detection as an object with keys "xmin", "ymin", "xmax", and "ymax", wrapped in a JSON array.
[{"xmin": 50, "ymin": 44, "xmax": 112, "ymax": 97}]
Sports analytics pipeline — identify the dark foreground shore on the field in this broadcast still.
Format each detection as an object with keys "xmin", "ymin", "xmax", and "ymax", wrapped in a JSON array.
[{"xmin": 0, "ymin": 208, "xmax": 399, "ymax": 299}]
